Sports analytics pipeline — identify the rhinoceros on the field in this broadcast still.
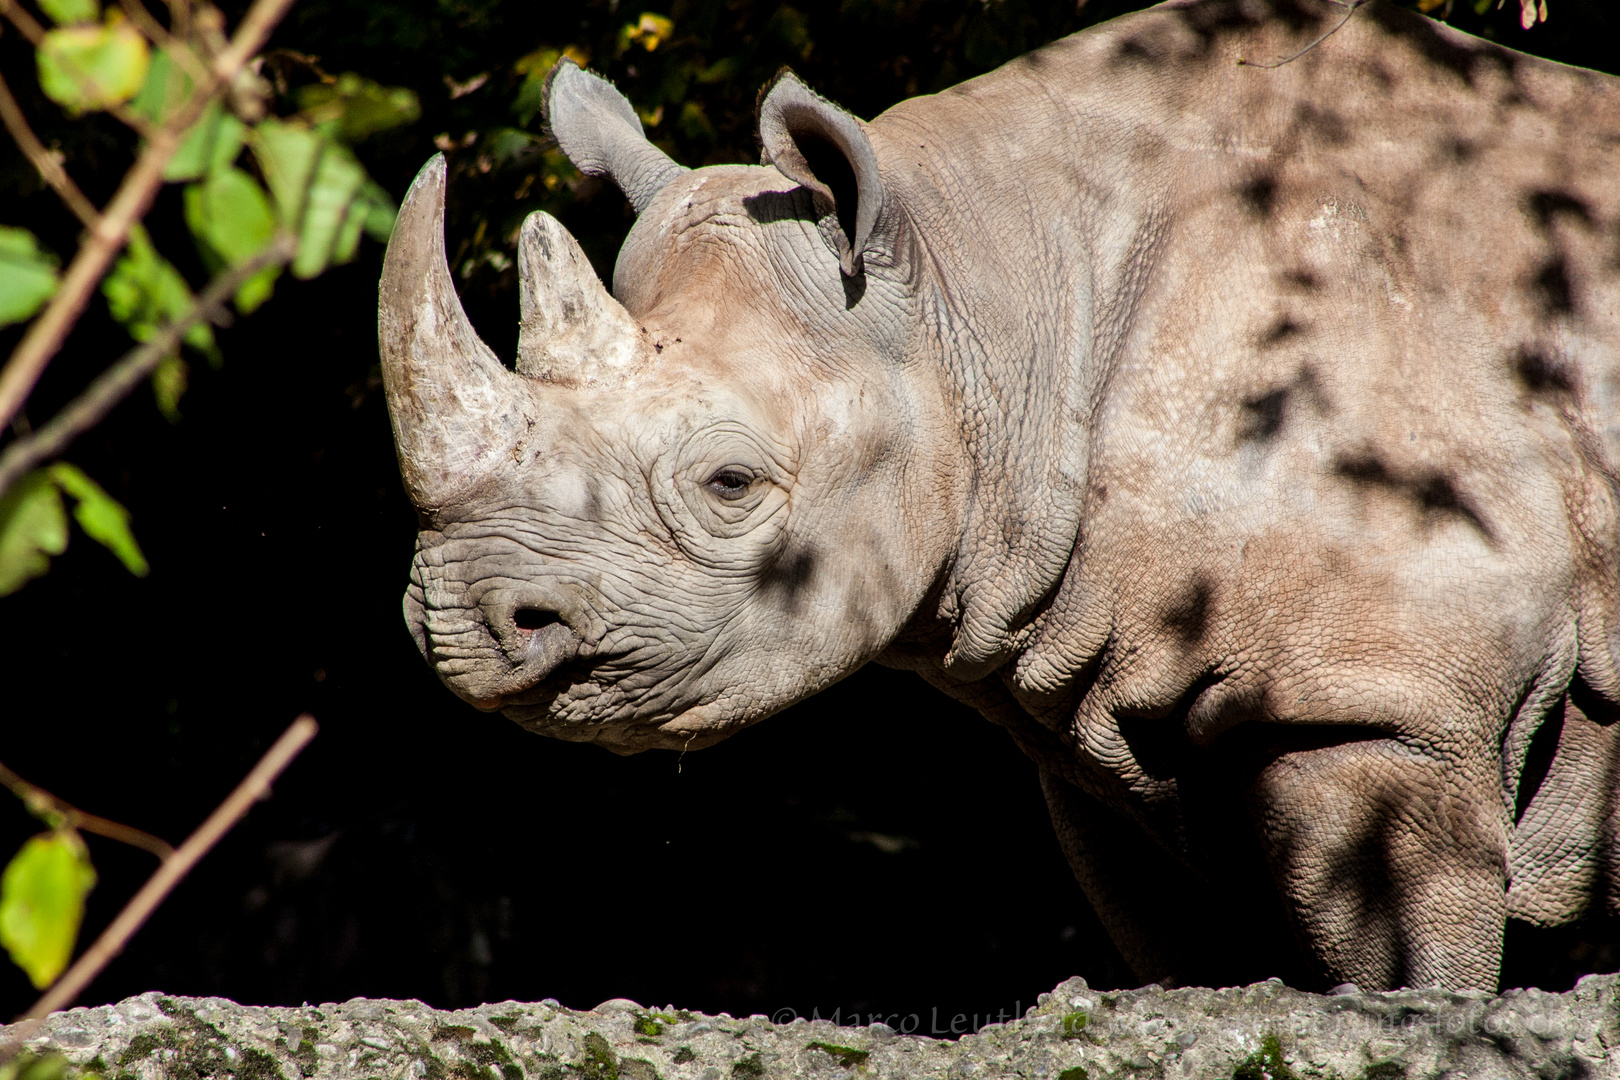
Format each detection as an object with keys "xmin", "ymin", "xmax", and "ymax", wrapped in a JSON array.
[{"xmin": 378, "ymin": 0, "xmax": 1620, "ymax": 992}]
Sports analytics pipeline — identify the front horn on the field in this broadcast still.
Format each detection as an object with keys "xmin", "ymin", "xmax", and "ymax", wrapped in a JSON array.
[{"xmin": 379, "ymin": 155, "xmax": 527, "ymax": 511}]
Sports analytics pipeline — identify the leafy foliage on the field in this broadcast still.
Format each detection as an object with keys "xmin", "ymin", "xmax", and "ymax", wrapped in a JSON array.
[
  {"xmin": 0, "ymin": 227, "xmax": 59, "ymax": 329},
  {"xmin": 0, "ymin": 1052, "xmax": 90, "ymax": 1080},
  {"xmin": 36, "ymin": 15, "xmax": 150, "ymax": 114},
  {"xmin": 0, "ymin": 470, "xmax": 69, "ymax": 597},
  {"xmin": 0, "ymin": 830, "xmax": 96, "ymax": 990},
  {"xmin": 102, "ymin": 224, "xmax": 220, "ymax": 362},
  {"xmin": 0, "ymin": 0, "xmax": 419, "ymax": 605},
  {"xmin": 0, "ymin": 462, "xmax": 147, "ymax": 595}
]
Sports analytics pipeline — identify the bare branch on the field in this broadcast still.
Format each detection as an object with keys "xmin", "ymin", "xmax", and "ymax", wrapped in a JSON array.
[
  {"xmin": 0, "ymin": 69, "xmax": 101, "ymax": 230},
  {"xmin": 20, "ymin": 715, "xmax": 319, "ymax": 1021},
  {"xmin": 0, "ymin": 0, "xmax": 301, "ymax": 434},
  {"xmin": 0, "ymin": 0, "xmax": 45, "ymax": 45},
  {"xmin": 1237, "ymin": 0, "xmax": 1366, "ymax": 69},
  {"xmin": 115, "ymin": 0, "xmax": 216, "ymax": 92},
  {"xmin": 116, "ymin": 0, "xmax": 173, "ymax": 48},
  {"xmin": 0, "ymin": 760, "xmax": 174, "ymax": 861},
  {"xmin": 0, "ymin": 234, "xmax": 297, "ymax": 498}
]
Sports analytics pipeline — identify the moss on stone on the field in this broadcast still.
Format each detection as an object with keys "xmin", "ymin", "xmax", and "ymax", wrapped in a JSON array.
[
  {"xmin": 1057, "ymin": 1068, "xmax": 1089, "ymax": 1080},
  {"xmin": 805, "ymin": 1042, "xmax": 868, "ymax": 1069},
  {"xmin": 574, "ymin": 1032, "xmax": 619, "ymax": 1080},
  {"xmin": 730, "ymin": 1052, "xmax": 765, "ymax": 1078},
  {"xmin": 116, "ymin": 1004, "xmax": 288, "ymax": 1080},
  {"xmin": 463, "ymin": 1036, "xmax": 522, "ymax": 1080},
  {"xmin": 1232, "ymin": 1035, "xmax": 1296, "ymax": 1080},
  {"xmin": 292, "ymin": 1038, "xmax": 318, "ymax": 1077},
  {"xmin": 628, "ymin": 1014, "xmax": 664, "ymax": 1038},
  {"xmin": 618, "ymin": 1059, "xmax": 659, "ymax": 1080},
  {"xmin": 1060, "ymin": 1012, "xmax": 1089, "ymax": 1039},
  {"xmin": 489, "ymin": 1016, "xmax": 522, "ymax": 1034},
  {"xmin": 433, "ymin": 1026, "xmax": 479, "ymax": 1043},
  {"xmin": 119, "ymin": 1033, "xmax": 169, "ymax": 1065},
  {"xmin": 1361, "ymin": 1065, "xmax": 1405, "ymax": 1080},
  {"xmin": 671, "ymin": 1048, "xmax": 695, "ymax": 1065}
]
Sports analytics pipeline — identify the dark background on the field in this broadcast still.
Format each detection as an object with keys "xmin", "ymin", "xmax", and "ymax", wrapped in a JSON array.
[{"xmin": 2, "ymin": 0, "xmax": 1618, "ymax": 1024}]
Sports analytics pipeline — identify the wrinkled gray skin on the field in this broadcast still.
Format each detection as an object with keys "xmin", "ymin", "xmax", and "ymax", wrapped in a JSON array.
[{"xmin": 379, "ymin": 0, "xmax": 1620, "ymax": 994}]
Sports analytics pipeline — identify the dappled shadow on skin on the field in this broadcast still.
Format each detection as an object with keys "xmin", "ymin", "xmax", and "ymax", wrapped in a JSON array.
[
  {"xmin": 758, "ymin": 546, "xmax": 820, "ymax": 616},
  {"xmin": 1113, "ymin": 0, "xmax": 1327, "ymax": 66},
  {"xmin": 743, "ymin": 188, "xmax": 820, "ymax": 227},
  {"xmin": 1512, "ymin": 346, "xmax": 1578, "ymax": 403},
  {"xmin": 1293, "ymin": 101, "xmax": 1350, "ymax": 146},
  {"xmin": 1237, "ymin": 173, "xmax": 1280, "ymax": 219},
  {"xmin": 1158, "ymin": 576, "xmax": 1216, "ymax": 647},
  {"xmin": 1362, "ymin": 1, "xmax": 1521, "ymax": 90},
  {"xmin": 1100, "ymin": 703, "xmax": 1323, "ymax": 987},
  {"xmin": 1239, "ymin": 365, "xmax": 1323, "ymax": 445},
  {"xmin": 1332, "ymin": 449, "xmax": 1496, "ymax": 543}
]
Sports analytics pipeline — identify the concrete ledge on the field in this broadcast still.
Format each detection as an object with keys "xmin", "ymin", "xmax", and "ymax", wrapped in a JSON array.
[{"xmin": 5, "ymin": 974, "xmax": 1616, "ymax": 1079}]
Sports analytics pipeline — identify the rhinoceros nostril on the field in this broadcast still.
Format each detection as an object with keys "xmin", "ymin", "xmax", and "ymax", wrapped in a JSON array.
[{"xmin": 514, "ymin": 608, "xmax": 561, "ymax": 632}]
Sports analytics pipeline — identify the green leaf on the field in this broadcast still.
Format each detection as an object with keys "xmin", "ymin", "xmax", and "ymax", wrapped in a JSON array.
[
  {"xmin": 151, "ymin": 354, "xmax": 188, "ymax": 421},
  {"xmin": 0, "ymin": 1050, "xmax": 80, "ymax": 1080},
  {"xmin": 183, "ymin": 165, "xmax": 280, "ymax": 311},
  {"xmin": 251, "ymin": 120, "xmax": 392, "ymax": 278},
  {"xmin": 165, "ymin": 99, "xmax": 247, "ymax": 181},
  {"xmin": 0, "ymin": 831, "xmax": 96, "ymax": 990},
  {"xmin": 0, "ymin": 470, "xmax": 69, "ymax": 597},
  {"xmin": 0, "ymin": 227, "xmax": 60, "ymax": 329},
  {"xmin": 48, "ymin": 463, "xmax": 149, "ymax": 577},
  {"xmin": 38, "ymin": 0, "xmax": 99, "ymax": 26},
  {"xmin": 357, "ymin": 180, "xmax": 397, "ymax": 242},
  {"xmin": 487, "ymin": 127, "xmax": 538, "ymax": 163},
  {"xmin": 102, "ymin": 225, "xmax": 218, "ymax": 363},
  {"xmin": 296, "ymin": 73, "xmax": 420, "ymax": 143},
  {"xmin": 295, "ymin": 144, "xmax": 366, "ymax": 277},
  {"xmin": 251, "ymin": 118, "xmax": 321, "ymax": 224},
  {"xmin": 233, "ymin": 264, "xmax": 280, "ymax": 315},
  {"xmin": 37, "ymin": 16, "xmax": 151, "ymax": 115},
  {"xmin": 510, "ymin": 48, "xmax": 558, "ymax": 126},
  {"xmin": 130, "ymin": 47, "xmax": 195, "ymax": 125},
  {"xmin": 331, "ymin": 194, "xmax": 367, "ymax": 266}
]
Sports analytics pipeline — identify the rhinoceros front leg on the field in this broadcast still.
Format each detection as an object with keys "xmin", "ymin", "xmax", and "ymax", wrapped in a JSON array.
[
  {"xmin": 1249, "ymin": 736, "xmax": 1508, "ymax": 992},
  {"xmin": 1039, "ymin": 769, "xmax": 1307, "ymax": 988}
]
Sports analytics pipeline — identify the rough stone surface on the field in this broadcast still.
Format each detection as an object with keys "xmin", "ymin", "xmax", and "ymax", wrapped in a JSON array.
[{"xmin": 5, "ymin": 976, "xmax": 1616, "ymax": 1079}]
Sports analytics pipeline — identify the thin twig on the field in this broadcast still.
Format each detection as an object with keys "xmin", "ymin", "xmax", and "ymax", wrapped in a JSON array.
[
  {"xmin": 116, "ymin": 0, "xmax": 173, "ymax": 49},
  {"xmin": 0, "ymin": 235, "xmax": 295, "ymax": 498},
  {"xmin": 0, "ymin": 760, "xmax": 174, "ymax": 861},
  {"xmin": 1237, "ymin": 0, "xmax": 1366, "ymax": 68},
  {"xmin": 165, "ymin": 0, "xmax": 189, "ymax": 42},
  {"xmin": 0, "ymin": 0, "xmax": 45, "ymax": 45},
  {"xmin": 0, "ymin": 69, "xmax": 101, "ymax": 230},
  {"xmin": 114, "ymin": 0, "xmax": 215, "ymax": 91},
  {"xmin": 19, "ymin": 715, "xmax": 319, "ymax": 1022},
  {"xmin": 0, "ymin": 0, "xmax": 301, "ymax": 434}
]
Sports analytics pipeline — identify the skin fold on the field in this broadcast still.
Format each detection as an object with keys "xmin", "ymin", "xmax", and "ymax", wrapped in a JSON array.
[{"xmin": 379, "ymin": 0, "xmax": 1620, "ymax": 991}]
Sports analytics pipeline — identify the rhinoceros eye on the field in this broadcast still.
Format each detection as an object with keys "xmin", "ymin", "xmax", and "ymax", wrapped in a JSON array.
[{"xmin": 704, "ymin": 468, "xmax": 754, "ymax": 500}]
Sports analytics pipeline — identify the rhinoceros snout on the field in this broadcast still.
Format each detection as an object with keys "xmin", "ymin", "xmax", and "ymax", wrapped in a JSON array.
[{"xmin": 404, "ymin": 580, "xmax": 586, "ymax": 710}]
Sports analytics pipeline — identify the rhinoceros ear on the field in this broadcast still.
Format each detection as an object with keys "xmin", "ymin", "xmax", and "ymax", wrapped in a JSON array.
[
  {"xmin": 757, "ymin": 69, "xmax": 886, "ymax": 277},
  {"xmin": 544, "ymin": 59, "xmax": 687, "ymax": 213}
]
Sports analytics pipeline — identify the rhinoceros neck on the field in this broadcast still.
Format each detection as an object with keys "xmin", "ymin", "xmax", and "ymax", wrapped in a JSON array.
[{"xmin": 868, "ymin": 33, "xmax": 1170, "ymax": 684}]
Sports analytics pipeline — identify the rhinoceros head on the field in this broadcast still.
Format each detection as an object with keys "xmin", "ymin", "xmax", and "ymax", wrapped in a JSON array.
[{"xmin": 380, "ymin": 63, "xmax": 965, "ymax": 753}]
